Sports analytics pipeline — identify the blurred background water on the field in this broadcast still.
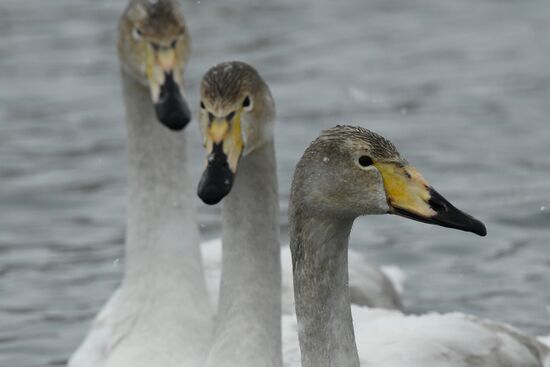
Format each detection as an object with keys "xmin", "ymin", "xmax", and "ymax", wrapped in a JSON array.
[{"xmin": 1, "ymin": 0, "xmax": 550, "ymax": 366}]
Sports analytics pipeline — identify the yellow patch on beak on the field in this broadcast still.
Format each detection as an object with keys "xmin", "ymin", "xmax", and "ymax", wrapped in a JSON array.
[
  {"xmin": 374, "ymin": 163, "xmax": 436, "ymax": 218},
  {"xmin": 145, "ymin": 46, "xmax": 178, "ymax": 103},
  {"xmin": 205, "ymin": 112, "xmax": 245, "ymax": 173},
  {"xmin": 157, "ymin": 48, "xmax": 176, "ymax": 72},
  {"xmin": 209, "ymin": 120, "xmax": 229, "ymax": 144}
]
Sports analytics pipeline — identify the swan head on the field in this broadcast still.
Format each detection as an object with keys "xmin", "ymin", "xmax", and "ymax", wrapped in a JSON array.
[
  {"xmin": 197, "ymin": 61, "xmax": 275, "ymax": 205},
  {"xmin": 118, "ymin": 0, "xmax": 191, "ymax": 130},
  {"xmin": 291, "ymin": 125, "xmax": 487, "ymax": 236}
]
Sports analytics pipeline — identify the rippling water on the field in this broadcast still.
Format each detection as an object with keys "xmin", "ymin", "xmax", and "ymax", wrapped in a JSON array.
[{"xmin": 1, "ymin": 0, "xmax": 550, "ymax": 366}]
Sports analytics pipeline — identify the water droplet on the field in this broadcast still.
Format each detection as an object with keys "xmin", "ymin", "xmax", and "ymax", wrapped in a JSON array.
[
  {"xmin": 208, "ymin": 155, "xmax": 214, "ymax": 163},
  {"xmin": 540, "ymin": 206, "xmax": 547, "ymax": 212},
  {"xmin": 323, "ymin": 157, "xmax": 329, "ymax": 163},
  {"xmin": 224, "ymin": 179, "xmax": 230, "ymax": 185},
  {"xmin": 113, "ymin": 258, "xmax": 120, "ymax": 267}
]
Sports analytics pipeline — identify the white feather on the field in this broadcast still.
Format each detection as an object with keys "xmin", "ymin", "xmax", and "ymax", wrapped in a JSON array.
[
  {"xmin": 69, "ymin": 239, "xmax": 403, "ymax": 367},
  {"xmin": 283, "ymin": 307, "xmax": 550, "ymax": 367}
]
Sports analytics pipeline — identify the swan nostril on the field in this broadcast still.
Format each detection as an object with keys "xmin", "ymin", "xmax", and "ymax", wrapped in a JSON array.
[
  {"xmin": 427, "ymin": 188, "xmax": 449, "ymax": 213},
  {"xmin": 430, "ymin": 200, "xmax": 446, "ymax": 212}
]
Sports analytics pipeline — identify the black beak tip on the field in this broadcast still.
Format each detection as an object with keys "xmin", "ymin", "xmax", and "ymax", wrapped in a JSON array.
[
  {"xmin": 197, "ymin": 185, "xmax": 226, "ymax": 206},
  {"xmin": 153, "ymin": 71, "xmax": 191, "ymax": 131},
  {"xmin": 155, "ymin": 106, "xmax": 191, "ymax": 131},
  {"xmin": 470, "ymin": 219, "xmax": 487, "ymax": 237},
  {"xmin": 426, "ymin": 211, "xmax": 488, "ymax": 237},
  {"xmin": 427, "ymin": 187, "xmax": 488, "ymax": 237},
  {"xmin": 197, "ymin": 143, "xmax": 235, "ymax": 206},
  {"xmin": 393, "ymin": 187, "xmax": 488, "ymax": 237}
]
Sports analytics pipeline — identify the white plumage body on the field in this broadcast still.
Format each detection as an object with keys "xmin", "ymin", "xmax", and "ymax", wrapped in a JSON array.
[
  {"xmin": 70, "ymin": 239, "xmax": 403, "ymax": 366},
  {"xmin": 282, "ymin": 305, "xmax": 550, "ymax": 367}
]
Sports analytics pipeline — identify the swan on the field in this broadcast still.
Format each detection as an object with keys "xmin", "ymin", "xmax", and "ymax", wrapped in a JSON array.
[
  {"xmin": 196, "ymin": 61, "xmax": 283, "ymax": 367},
  {"xmin": 194, "ymin": 62, "xmax": 404, "ymax": 367},
  {"xmin": 285, "ymin": 125, "xmax": 550, "ymax": 367},
  {"xmin": 68, "ymin": 1, "xmax": 211, "ymax": 366}
]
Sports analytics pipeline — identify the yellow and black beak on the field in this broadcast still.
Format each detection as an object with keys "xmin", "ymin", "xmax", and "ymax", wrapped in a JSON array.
[
  {"xmin": 197, "ymin": 113, "xmax": 244, "ymax": 205},
  {"xmin": 376, "ymin": 163, "xmax": 487, "ymax": 236},
  {"xmin": 146, "ymin": 45, "xmax": 190, "ymax": 131}
]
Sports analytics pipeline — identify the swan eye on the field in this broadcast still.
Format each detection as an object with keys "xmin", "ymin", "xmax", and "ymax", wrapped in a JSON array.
[
  {"xmin": 358, "ymin": 156, "xmax": 374, "ymax": 167},
  {"xmin": 132, "ymin": 27, "xmax": 143, "ymax": 40},
  {"xmin": 200, "ymin": 101, "xmax": 206, "ymax": 110},
  {"xmin": 242, "ymin": 96, "xmax": 253, "ymax": 112}
]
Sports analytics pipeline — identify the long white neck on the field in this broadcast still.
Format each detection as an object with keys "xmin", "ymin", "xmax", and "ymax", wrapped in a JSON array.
[
  {"xmin": 120, "ymin": 70, "xmax": 212, "ymax": 364},
  {"xmin": 205, "ymin": 141, "xmax": 282, "ymax": 367},
  {"xmin": 290, "ymin": 209, "xmax": 360, "ymax": 367}
]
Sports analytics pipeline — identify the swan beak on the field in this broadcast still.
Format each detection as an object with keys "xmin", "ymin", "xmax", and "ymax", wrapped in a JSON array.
[
  {"xmin": 146, "ymin": 47, "xmax": 191, "ymax": 131},
  {"xmin": 376, "ymin": 163, "xmax": 487, "ymax": 236},
  {"xmin": 197, "ymin": 115, "xmax": 244, "ymax": 205}
]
